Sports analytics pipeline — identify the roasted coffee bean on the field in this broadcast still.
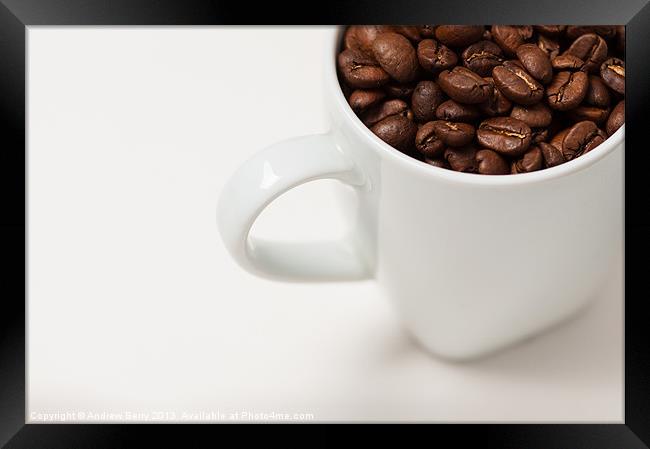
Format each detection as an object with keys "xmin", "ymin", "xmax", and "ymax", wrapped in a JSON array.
[
  {"xmin": 362, "ymin": 99, "xmax": 412, "ymax": 127},
  {"xmin": 388, "ymin": 26, "xmax": 422, "ymax": 42},
  {"xmin": 476, "ymin": 149, "xmax": 510, "ymax": 174},
  {"xmin": 511, "ymin": 146, "xmax": 543, "ymax": 173},
  {"xmin": 510, "ymin": 103, "xmax": 552, "ymax": 128},
  {"xmin": 492, "ymin": 61, "xmax": 544, "ymax": 105},
  {"xmin": 435, "ymin": 25, "xmax": 484, "ymax": 47},
  {"xmin": 444, "ymin": 145, "xmax": 479, "ymax": 172},
  {"xmin": 436, "ymin": 100, "xmax": 481, "ymax": 122},
  {"xmin": 338, "ymin": 48, "xmax": 390, "ymax": 89},
  {"xmin": 430, "ymin": 120, "xmax": 475, "ymax": 147},
  {"xmin": 551, "ymin": 54, "xmax": 585, "ymax": 71},
  {"xmin": 491, "ymin": 25, "xmax": 533, "ymax": 56},
  {"xmin": 437, "ymin": 66, "xmax": 492, "ymax": 104},
  {"xmin": 339, "ymin": 24, "xmax": 625, "ymax": 175},
  {"xmin": 411, "ymin": 81, "xmax": 445, "ymax": 122},
  {"xmin": 415, "ymin": 121, "xmax": 445, "ymax": 158},
  {"xmin": 606, "ymin": 100, "xmax": 625, "ymax": 136},
  {"xmin": 417, "ymin": 39, "xmax": 458, "ymax": 73},
  {"xmin": 585, "ymin": 75, "xmax": 611, "ymax": 107},
  {"xmin": 550, "ymin": 127, "xmax": 570, "ymax": 151},
  {"xmin": 530, "ymin": 127, "xmax": 549, "ymax": 144},
  {"xmin": 533, "ymin": 25, "xmax": 566, "ymax": 37},
  {"xmin": 562, "ymin": 120, "xmax": 607, "ymax": 160},
  {"xmin": 384, "ymin": 81, "xmax": 416, "ymax": 99},
  {"xmin": 567, "ymin": 106, "xmax": 610, "ymax": 124},
  {"xmin": 537, "ymin": 35, "xmax": 560, "ymax": 60},
  {"xmin": 565, "ymin": 33, "xmax": 608, "ymax": 73},
  {"xmin": 566, "ymin": 25, "xmax": 616, "ymax": 40},
  {"xmin": 479, "ymin": 76, "xmax": 513, "ymax": 116},
  {"xmin": 349, "ymin": 89, "xmax": 386, "ymax": 112},
  {"xmin": 419, "ymin": 25, "xmax": 437, "ymax": 38},
  {"xmin": 477, "ymin": 117, "xmax": 532, "ymax": 156},
  {"xmin": 546, "ymin": 71, "xmax": 589, "ymax": 111},
  {"xmin": 424, "ymin": 157, "xmax": 450, "ymax": 169},
  {"xmin": 516, "ymin": 43, "xmax": 553, "ymax": 84},
  {"xmin": 372, "ymin": 32, "xmax": 419, "ymax": 83},
  {"xmin": 600, "ymin": 57, "xmax": 625, "ymax": 95},
  {"xmin": 371, "ymin": 114, "xmax": 417, "ymax": 152},
  {"xmin": 539, "ymin": 142, "xmax": 566, "ymax": 167},
  {"xmin": 343, "ymin": 26, "xmax": 383, "ymax": 58},
  {"xmin": 461, "ymin": 40, "xmax": 503, "ymax": 77}
]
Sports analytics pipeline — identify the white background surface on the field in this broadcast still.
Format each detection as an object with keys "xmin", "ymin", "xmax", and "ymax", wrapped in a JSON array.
[{"xmin": 27, "ymin": 27, "xmax": 623, "ymax": 422}]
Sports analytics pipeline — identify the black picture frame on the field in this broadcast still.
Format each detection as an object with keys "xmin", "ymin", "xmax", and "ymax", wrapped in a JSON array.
[{"xmin": 1, "ymin": 0, "xmax": 648, "ymax": 446}]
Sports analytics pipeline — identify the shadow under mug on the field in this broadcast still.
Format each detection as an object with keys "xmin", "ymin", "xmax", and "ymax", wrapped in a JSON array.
[{"xmin": 218, "ymin": 27, "xmax": 624, "ymax": 360}]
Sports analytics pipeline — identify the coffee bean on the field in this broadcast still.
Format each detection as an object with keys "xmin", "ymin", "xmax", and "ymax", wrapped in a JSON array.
[
  {"xmin": 600, "ymin": 57, "xmax": 625, "ymax": 95},
  {"xmin": 537, "ymin": 35, "xmax": 560, "ymax": 60},
  {"xmin": 444, "ymin": 145, "xmax": 479, "ymax": 172},
  {"xmin": 371, "ymin": 114, "xmax": 417, "ymax": 152},
  {"xmin": 437, "ymin": 66, "xmax": 492, "ymax": 104},
  {"xmin": 562, "ymin": 120, "xmax": 607, "ymax": 160},
  {"xmin": 339, "ymin": 24, "xmax": 625, "ymax": 175},
  {"xmin": 510, "ymin": 103, "xmax": 552, "ymax": 128},
  {"xmin": 430, "ymin": 120, "xmax": 475, "ymax": 147},
  {"xmin": 387, "ymin": 26, "xmax": 422, "ymax": 43},
  {"xmin": 436, "ymin": 99, "xmax": 481, "ymax": 122},
  {"xmin": 567, "ymin": 106, "xmax": 610, "ymax": 124},
  {"xmin": 516, "ymin": 43, "xmax": 553, "ymax": 84},
  {"xmin": 372, "ymin": 32, "xmax": 419, "ymax": 83},
  {"xmin": 585, "ymin": 75, "xmax": 611, "ymax": 107},
  {"xmin": 546, "ymin": 71, "xmax": 589, "ymax": 111},
  {"xmin": 343, "ymin": 26, "xmax": 383, "ymax": 58},
  {"xmin": 606, "ymin": 100, "xmax": 624, "ymax": 136},
  {"xmin": 349, "ymin": 89, "xmax": 386, "ymax": 112},
  {"xmin": 550, "ymin": 128, "xmax": 570, "ymax": 151},
  {"xmin": 482, "ymin": 29, "xmax": 493, "ymax": 41},
  {"xmin": 511, "ymin": 146, "xmax": 543, "ymax": 173},
  {"xmin": 566, "ymin": 25, "xmax": 616, "ymax": 40},
  {"xmin": 424, "ymin": 157, "xmax": 450, "ymax": 169},
  {"xmin": 384, "ymin": 81, "xmax": 416, "ymax": 99},
  {"xmin": 539, "ymin": 142, "xmax": 566, "ymax": 167},
  {"xmin": 415, "ymin": 121, "xmax": 445, "ymax": 158},
  {"xmin": 491, "ymin": 25, "xmax": 533, "ymax": 56},
  {"xmin": 338, "ymin": 48, "xmax": 390, "ymax": 89},
  {"xmin": 435, "ymin": 26, "xmax": 484, "ymax": 47},
  {"xmin": 417, "ymin": 39, "xmax": 458, "ymax": 73},
  {"xmin": 479, "ymin": 76, "xmax": 513, "ymax": 116},
  {"xmin": 492, "ymin": 61, "xmax": 544, "ymax": 105},
  {"xmin": 533, "ymin": 25, "xmax": 566, "ymax": 37},
  {"xmin": 551, "ymin": 54, "xmax": 585, "ymax": 71},
  {"xmin": 419, "ymin": 25, "xmax": 437, "ymax": 38},
  {"xmin": 477, "ymin": 117, "xmax": 532, "ymax": 156},
  {"xmin": 565, "ymin": 33, "xmax": 608, "ymax": 73},
  {"xmin": 476, "ymin": 149, "xmax": 510, "ymax": 174},
  {"xmin": 461, "ymin": 40, "xmax": 503, "ymax": 77},
  {"xmin": 411, "ymin": 81, "xmax": 445, "ymax": 122},
  {"xmin": 531, "ymin": 127, "xmax": 549, "ymax": 143},
  {"xmin": 362, "ymin": 99, "xmax": 412, "ymax": 127}
]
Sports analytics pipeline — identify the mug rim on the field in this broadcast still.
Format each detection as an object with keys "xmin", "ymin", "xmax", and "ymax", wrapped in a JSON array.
[{"xmin": 326, "ymin": 27, "xmax": 625, "ymax": 186}]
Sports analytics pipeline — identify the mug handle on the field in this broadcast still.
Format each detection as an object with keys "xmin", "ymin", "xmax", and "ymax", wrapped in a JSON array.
[{"xmin": 217, "ymin": 133, "xmax": 371, "ymax": 281}]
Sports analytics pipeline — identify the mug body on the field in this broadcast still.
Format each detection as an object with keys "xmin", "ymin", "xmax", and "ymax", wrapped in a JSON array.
[{"xmin": 325, "ymin": 28, "xmax": 624, "ymax": 359}]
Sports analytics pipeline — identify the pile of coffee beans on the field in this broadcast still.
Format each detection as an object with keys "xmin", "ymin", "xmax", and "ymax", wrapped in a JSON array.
[{"xmin": 338, "ymin": 25, "xmax": 625, "ymax": 175}]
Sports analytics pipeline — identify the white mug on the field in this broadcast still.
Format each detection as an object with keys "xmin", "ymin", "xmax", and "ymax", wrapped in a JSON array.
[{"xmin": 217, "ymin": 27, "xmax": 624, "ymax": 360}]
